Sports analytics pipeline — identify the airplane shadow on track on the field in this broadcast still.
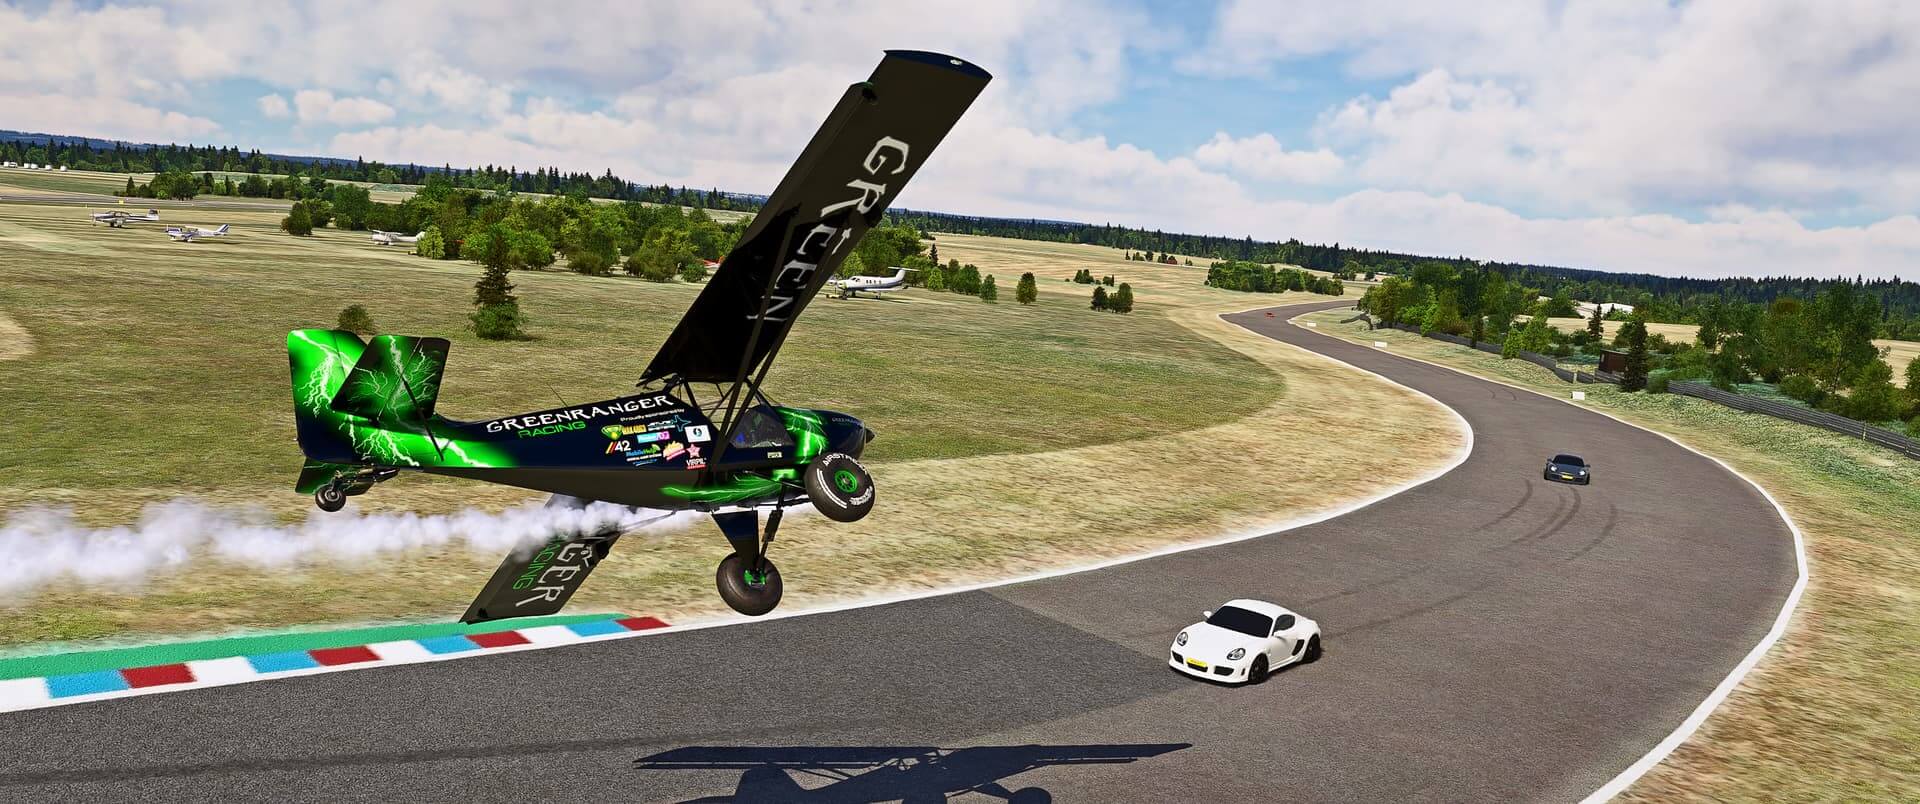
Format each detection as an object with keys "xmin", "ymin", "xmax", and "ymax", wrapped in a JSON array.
[{"xmin": 634, "ymin": 742, "xmax": 1190, "ymax": 803}]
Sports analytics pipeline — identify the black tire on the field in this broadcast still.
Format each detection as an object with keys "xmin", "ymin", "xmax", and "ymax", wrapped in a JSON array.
[
  {"xmin": 1246, "ymin": 655, "xmax": 1269, "ymax": 685},
  {"xmin": 716, "ymin": 552, "xmax": 783, "ymax": 616},
  {"xmin": 805, "ymin": 452, "xmax": 874, "ymax": 522},
  {"xmin": 314, "ymin": 483, "xmax": 346, "ymax": 512},
  {"xmin": 1304, "ymin": 635, "xmax": 1323, "ymax": 663}
]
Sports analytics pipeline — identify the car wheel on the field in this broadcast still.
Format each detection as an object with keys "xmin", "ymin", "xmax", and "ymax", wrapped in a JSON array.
[
  {"xmin": 715, "ymin": 553, "xmax": 783, "ymax": 616},
  {"xmin": 804, "ymin": 453, "xmax": 874, "ymax": 522},
  {"xmin": 1246, "ymin": 655, "xmax": 1268, "ymax": 684},
  {"xmin": 1304, "ymin": 635, "xmax": 1323, "ymax": 663}
]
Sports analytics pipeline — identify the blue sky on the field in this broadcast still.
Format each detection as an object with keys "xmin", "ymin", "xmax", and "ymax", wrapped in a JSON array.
[{"xmin": 2, "ymin": 0, "xmax": 1917, "ymax": 279}]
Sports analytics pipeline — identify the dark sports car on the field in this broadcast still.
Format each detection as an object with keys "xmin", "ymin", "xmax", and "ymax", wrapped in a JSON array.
[{"xmin": 1544, "ymin": 453, "xmax": 1591, "ymax": 485}]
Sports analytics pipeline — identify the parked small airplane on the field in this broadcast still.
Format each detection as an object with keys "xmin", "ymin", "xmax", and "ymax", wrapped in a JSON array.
[
  {"xmin": 165, "ymin": 224, "xmax": 230, "ymax": 242},
  {"xmin": 370, "ymin": 230, "xmax": 425, "ymax": 246},
  {"xmin": 90, "ymin": 208, "xmax": 160, "ymax": 227},
  {"xmin": 827, "ymin": 267, "xmax": 917, "ymax": 299}
]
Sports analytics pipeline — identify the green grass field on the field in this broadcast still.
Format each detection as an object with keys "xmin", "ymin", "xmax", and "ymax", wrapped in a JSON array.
[
  {"xmin": 0, "ymin": 200, "xmax": 1282, "ymax": 518},
  {"xmin": 1303, "ymin": 308, "xmax": 1920, "ymax": 802}
]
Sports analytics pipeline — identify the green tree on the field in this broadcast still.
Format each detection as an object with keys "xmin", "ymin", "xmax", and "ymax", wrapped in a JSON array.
[
  {"xmin": 1110, "ymin": 282, "xmax": 1135, "ymax": 313},
  {"xmin": 979, "ymin": 274, "xmax": 997, "ymax": 303},
  {"xmin": 1586, "ymin": 304, "xmax": 1605, "ymax": 343},
  {"xmin": 1542, "ymin": 289, "xmax": 1577, "ymax": 317},
  {"xmin": 328, "ymin": 184, "xmax": 372, "ymax": 230},
  {"xmin": 470, "ymin": 223, "xmax": 525, "ymax": 340},
  {"xmin": 1621, "ymin": 315, "xmax": 1651, "ymax": 391},
  {"xmin": 336, "ymin": 304, "xmax": 377, "ymax": 336},
  {"xmin": 1844, "ymin": 359, "xmax": 1904, "ymax": 422},
  {"xmin": 415, "ymin": 225, "xmax": 446, "ymax": 259},
  {"xmin": 1015, "ymin": 272, "xmax": 1037, "ymax": 305},
  {"xmin": 280, "ymin": 202, "xmax": 313, "ymax": 236},
  {"xmin": 625, "ymin": 225, "xmax": 695, "ymax": 281},
  {"xmin": 1906, "ymin": 355, "xmax": 1920, "ymax": 405},
  {"xmin": 1091, "ymin": 285, "xmax": 1108, "ymax": 310}
]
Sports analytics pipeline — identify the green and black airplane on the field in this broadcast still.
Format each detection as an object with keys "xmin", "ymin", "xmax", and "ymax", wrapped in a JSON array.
[{"xmin": 285, "ymin": 51, "xmax": 990, "ymax": 622}]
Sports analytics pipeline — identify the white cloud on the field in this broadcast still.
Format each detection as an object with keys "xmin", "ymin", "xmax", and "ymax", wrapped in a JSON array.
[
  {"xmin": 0, "ymin": 92, "xmax": 219, "ymax": 141},
  {"xmin": 256, "ymin": 93, "xmax": 290, "ymax": 119},
  {"xmin": 292, "ymin": 90, "xmax": 395, "ymax": 126},
  {"xmin": 1192, "ymin": 132, "xmax": 1344, "ymax": 185},
  {"xmin": 1188, "ymin": 0, "xmax": 1920, "ymax": 218},
  {"xmin": 3, "ymin": 0, "xmax": 1917, "ymax": 282}
]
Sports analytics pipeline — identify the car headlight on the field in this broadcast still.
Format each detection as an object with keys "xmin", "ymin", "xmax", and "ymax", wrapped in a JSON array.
[
  {"xmin": 1226, "ymin": 648, "xmax": 1246, "ymax": 661},
  {"xmin": 1578, "ymin": 469, "xmax": 1587, "ymax": 474},
  {"xmin": 1176, "ymin": 631, "xmax": 1187, "ymax": 646}
]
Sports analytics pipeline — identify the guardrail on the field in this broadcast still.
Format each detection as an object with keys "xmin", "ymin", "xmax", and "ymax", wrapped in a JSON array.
[
  {"xmin": 1381, "ymin": 322, "xmax": 1611, "ymax": 384},
  {"xmin": 1666, "ymin": 381, "xmax": 1920, "ymax": 459}
]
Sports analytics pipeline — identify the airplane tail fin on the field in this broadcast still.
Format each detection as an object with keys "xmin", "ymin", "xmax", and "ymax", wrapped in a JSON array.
[
  {"xmin": 287, "ymin": 328, "xmax": 368, "ymax": 465},
  {"xmin": 329, "ymin": 334, "xmax": 450, "ymax": 424},
  {"xmin": 214, "ymin": 224, "xmax": 229, "ymax": 235}
]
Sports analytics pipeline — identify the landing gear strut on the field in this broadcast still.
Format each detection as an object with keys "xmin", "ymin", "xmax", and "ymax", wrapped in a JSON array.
[{"xmin": 713, "ymin": 508, "xmax": 784, "ymax": 616}]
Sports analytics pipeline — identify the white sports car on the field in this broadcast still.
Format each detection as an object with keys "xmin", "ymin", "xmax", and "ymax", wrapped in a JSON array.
[{"xmin": 1169, "ymin": 599, "xmax": 1322, "ymax": 684}]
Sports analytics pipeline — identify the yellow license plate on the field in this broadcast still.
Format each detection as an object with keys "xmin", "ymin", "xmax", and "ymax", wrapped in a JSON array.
[
  {"xmin": 1560, "ymin": 474, "xmax": 1575, "ymax": 479},
  {"xmin": 1186, "ymin": 658, "xmax": 1208, "ymax": 669}
]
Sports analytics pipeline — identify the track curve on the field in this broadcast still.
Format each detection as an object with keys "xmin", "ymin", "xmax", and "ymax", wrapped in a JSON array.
[{"xmin": 0, "ymin": 301, "xmax": 1798, "ymax": 803}]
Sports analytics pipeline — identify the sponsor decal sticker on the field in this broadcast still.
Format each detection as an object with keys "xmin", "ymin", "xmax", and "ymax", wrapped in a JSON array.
[
  {"xmin": 684, "ymin": 425, "xmax": 711, "ymax": 443},
  {"xmin": 517, "ymin": 421, "xmax": 586, "ymax": 438},
  {"xmin": 485, "ymin": 396, "xmax": 677, "ymax": 434}
]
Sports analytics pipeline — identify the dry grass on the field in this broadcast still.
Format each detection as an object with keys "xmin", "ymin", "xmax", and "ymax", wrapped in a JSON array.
[
  {"xmin": 0, "ymin": 313, "xmax": 29, "ymax": 360},
  {"xmin": 0, "ymin": 198, "xmax": 1462, "ymax": 648},
  {"xmin": 1303, "ymin": 309, "xmax": 1920, "ymax": 802}
]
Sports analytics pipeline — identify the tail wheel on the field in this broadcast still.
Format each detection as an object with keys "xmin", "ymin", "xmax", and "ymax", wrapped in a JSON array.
[
  {"xmin": 1247, "ymin": 655, "xmax": 1269, "ymax": 685},
  {"xmin": 716, "ymin": 552, "xmax": 783, "ymax": 616},
  {"xmin": 1305, "ymin": 635, "xmax": 1323, "ymax": 663},
  {"xmin": 314, "ymin": 483, "xmax": 346, "ymax": 512},
  {"xmin": 804, "ymin": 453, "xmax": 874, "ymax": 522}
]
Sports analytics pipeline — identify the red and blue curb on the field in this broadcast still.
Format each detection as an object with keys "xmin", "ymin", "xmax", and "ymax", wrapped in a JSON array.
[{"xmin": 0, "ymin": 615, "xmax": 668, "ymax": 712}]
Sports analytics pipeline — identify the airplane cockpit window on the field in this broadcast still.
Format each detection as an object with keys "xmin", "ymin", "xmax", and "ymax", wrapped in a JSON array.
[{"xmin": 731, "ymin": 407, "xmax": 795, "ymax": 449}]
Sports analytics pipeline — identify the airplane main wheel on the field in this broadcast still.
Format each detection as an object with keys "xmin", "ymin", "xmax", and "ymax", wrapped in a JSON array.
[
  {"xmin": 805, "ymin": 453, "xmax": 874, "ymax": 522},
  {"xmin": 716, "ymin": 553, "xmax": 783, "ymax": 616},
  {"xmin": 314, "ymin": 483, "xmax": 346, "ymax": 512}
]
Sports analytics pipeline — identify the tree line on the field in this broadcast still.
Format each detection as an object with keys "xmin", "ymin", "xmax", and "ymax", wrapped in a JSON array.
[
  {"xmin": 1204, "ymin": 260, "xmax": 1344, "ymax": 296},
  {"xmin": 34, "ymin": 129, "xmax": 1920, "ymax": 340},
  {"xmin": 1360, "ymin": 261, "xmax": 1920, "ymax": 430}
]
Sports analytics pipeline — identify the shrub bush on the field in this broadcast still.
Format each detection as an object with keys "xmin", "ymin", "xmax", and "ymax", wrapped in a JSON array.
[{"xmin": 336, "ymin": 304, "xmax": 377, "ymax": 335}]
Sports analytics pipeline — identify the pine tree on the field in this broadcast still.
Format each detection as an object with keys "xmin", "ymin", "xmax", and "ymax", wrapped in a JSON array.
[
  {"xmin": 471, "ymin": 223, "xmax": 526, "ymax": 340},
  {"xmin": 979, "ymin": 274, "xmax": 997, "ymax": 303},
  {"xmin": 1091, "ymin": 285, "xmax": 1108, "ymax": 310},
  {"xmin": 1621, "ymin": 316, "xmax": 1650, "ymax": 391},
  {"xmin": 929, "ymin": 241, "xmax": 939, "ymax": 264},
  {"xmin": 1016, "ymin": 272, "xmax": 1038, "ymax": 305},
  {"xmin": 1110, "ymin": 282, "xmax": 1134, "ymax": 313},
  {"xmin": 1586, "ymin": 304, "xmax": 1604, "ymax": 342}
]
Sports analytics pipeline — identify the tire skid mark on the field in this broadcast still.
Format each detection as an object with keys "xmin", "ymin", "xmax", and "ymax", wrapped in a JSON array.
[{"xmin": 1304, "ymin": 485, "xmax": 1563, "ymax": 607}]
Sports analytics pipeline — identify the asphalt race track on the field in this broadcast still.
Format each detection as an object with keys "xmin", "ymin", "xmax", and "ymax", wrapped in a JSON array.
[{"xmin": 0, "ymin": 301, "xmax": 1799, "ymax": 803}]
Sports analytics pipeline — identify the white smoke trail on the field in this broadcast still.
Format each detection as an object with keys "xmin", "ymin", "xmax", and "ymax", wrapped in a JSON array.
[{"xmin": 0, "ymin": 498, "xmax": 708, "ymax": 601}]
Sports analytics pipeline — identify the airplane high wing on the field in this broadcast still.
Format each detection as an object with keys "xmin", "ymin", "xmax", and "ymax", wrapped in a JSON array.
[
  {"xmin": 165, "ymin": 224, "xmax": 229, "ymax": 242},
  {"xmin": 91, "ymin": 208, "xmax": 159, "ymax": 227},
  {"xmin": 639, "ymin": 50, "xmax": 990, "ymax": 390}
]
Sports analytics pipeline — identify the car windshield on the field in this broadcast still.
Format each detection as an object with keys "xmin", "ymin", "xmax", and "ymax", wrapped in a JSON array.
[
  {"xmin": 1552, "ymin": 454, "xmax": 1585, "ymax": 466},
  {"xmin": 1206, "ymin": 606, "xmax": 1273, "ymax": 638}
]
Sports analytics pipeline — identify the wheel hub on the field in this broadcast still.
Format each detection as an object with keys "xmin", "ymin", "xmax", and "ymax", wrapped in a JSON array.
[{"xmin": 833, "ymin": 468, "xmax": 860, "ymax": 494}]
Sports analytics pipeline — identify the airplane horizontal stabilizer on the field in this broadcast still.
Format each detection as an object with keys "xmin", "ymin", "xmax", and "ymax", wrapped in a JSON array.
[{"xmin": 329, "ymin": 335, "xmax": 450, "ymax": 423}]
